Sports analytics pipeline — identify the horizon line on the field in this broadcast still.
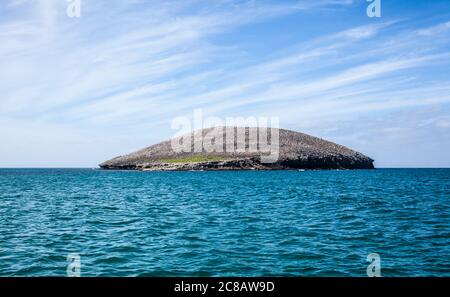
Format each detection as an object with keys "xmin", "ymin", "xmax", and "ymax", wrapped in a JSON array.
[{"xmin": 1, "ymin": 167, "xmax": 450, "ymax": 170}]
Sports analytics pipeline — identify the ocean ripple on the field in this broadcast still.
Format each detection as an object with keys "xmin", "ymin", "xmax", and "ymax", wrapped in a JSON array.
[{"xmin": 0, "ymin": 168, "xmax": 449, "ymax": 276}]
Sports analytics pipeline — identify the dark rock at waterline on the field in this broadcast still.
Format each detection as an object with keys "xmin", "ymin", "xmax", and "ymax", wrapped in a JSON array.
[{"xmin": 99, "ymin": 127, "xmax": 374, "ymax": 170}]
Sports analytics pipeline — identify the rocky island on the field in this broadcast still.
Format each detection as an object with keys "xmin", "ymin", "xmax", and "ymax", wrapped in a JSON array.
[{"xmin": 100, "ymin": 127, "xmax": 374, "ymax": 171}]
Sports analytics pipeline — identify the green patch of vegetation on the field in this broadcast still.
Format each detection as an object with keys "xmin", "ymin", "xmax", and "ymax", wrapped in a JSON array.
[{"xmin": 157, "ymin": 155, "xmax": 230, "ymax": 163}]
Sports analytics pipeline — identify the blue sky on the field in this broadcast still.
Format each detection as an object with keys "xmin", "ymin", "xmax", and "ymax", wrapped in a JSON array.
[{"xmin": 0, "ymin": 0, "xmax": 450, "ymax": 167}]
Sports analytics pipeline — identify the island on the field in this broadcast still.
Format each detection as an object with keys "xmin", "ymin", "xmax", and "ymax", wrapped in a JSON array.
[{"xmin": 99, "ymin": 127, "xmax": 374, "ymax": 171}]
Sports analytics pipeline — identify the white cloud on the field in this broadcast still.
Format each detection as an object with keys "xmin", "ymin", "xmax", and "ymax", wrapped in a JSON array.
[{"xmin": 1, "ymin": 1, "xmax": 450, "ymax": 167}]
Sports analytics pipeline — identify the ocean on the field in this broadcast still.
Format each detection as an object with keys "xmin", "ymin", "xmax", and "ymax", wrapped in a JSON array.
[{"xmin": 0, "ymin": 168, "xmax": 448, "ymax": 276}]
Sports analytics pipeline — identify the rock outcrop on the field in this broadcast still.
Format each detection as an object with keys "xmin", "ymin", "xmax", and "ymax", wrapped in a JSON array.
[{"xmin": 99, "ymin": 127, "xmax": 374, "ymax": 170}]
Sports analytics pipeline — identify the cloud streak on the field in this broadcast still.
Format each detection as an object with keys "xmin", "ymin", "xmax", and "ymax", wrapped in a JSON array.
[{"xmin": 0, "ymin": 0, "xmax": 450, "ymax": 167}]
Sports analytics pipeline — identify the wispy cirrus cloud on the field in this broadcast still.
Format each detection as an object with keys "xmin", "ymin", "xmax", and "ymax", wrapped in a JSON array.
[{"xmin": 0, "ymin": 0, "xmax": 450, "ymax": 167}]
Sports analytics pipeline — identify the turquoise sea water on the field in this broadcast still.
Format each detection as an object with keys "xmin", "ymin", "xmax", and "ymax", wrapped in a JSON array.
[{"xmin": 0, "ymin": 168, "xmax": 449, "ymax": 276}]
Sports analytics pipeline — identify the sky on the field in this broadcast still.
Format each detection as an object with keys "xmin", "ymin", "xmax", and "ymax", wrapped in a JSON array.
[{"xmin": 0, "ymin": 0, "xmax": 450, "ymax": 168}]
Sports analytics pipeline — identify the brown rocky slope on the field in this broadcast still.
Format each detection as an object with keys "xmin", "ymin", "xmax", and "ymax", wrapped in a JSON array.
[{"xmin": 99, "ymin": 127, "xmax": 374, "ymax": 170}]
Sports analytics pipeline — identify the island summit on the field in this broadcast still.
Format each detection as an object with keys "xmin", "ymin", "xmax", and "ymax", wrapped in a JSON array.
[{"xmin": 100, "ymin": 127, "xmax": 374, "ymax": 171}]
